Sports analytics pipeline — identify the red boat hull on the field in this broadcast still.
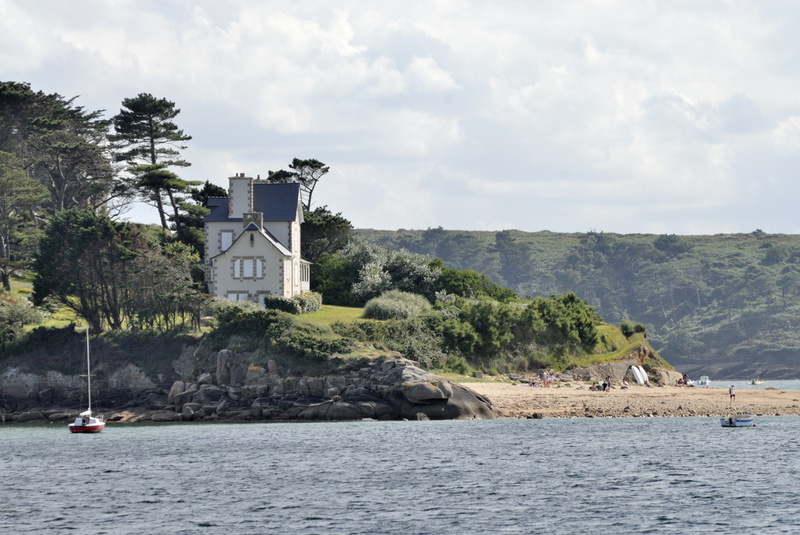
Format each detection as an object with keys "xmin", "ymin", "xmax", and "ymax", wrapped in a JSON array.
[{"xmin": 68, "ymin": 423, "xmax": 105, "ymax": 433}]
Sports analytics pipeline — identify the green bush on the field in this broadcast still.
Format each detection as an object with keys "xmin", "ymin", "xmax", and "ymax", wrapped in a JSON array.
[
  {"xmin": 275, "ymin": 323, "xmax": 355, "ymax": 362},
  {"xmin": 362, "ymin": 290, "xmax": 432, "ymax": 320},
  {"xmin": 620, "ymin": 320, "xmax": 635, "ymax": 338},
  {"xmin": 294, "ymin": 292, "xmax": 323, "ymax": 314},
  {"xmin": 263, "ymin": 295, "xmax": 302, "ymax": 314},
  {"xmin": 442, "ymin": 354, "xmax": 471, "ymax": 374},
  {"xmin": 213, "ymin": 303, "xmax": 294, "ymax": 339},
  {"xmin": 263, "ymin": 292, "xmax": 322, "ymax": 314}
]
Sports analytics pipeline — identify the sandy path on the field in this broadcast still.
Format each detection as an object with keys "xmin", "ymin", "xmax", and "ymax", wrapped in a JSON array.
[{"xmin": 459, "ymin": 382, "xmax": 800, "ymax": 418}]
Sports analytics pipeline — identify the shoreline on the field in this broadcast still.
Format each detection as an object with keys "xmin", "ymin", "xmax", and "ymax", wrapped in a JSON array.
[
  {"xmin": 5, "ymin": 382, "xmax": 800, "ymax": 424},
  {"xmin": 459, "ymin": 382, "xmax": 800, "ymax": 418}
]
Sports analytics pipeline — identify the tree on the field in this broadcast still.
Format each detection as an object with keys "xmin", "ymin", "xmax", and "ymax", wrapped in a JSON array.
[
  {"xmin": 174, "ymin": 181, "xmax": 228, "ymax": 259},
  {"xmin": 268, "ymin": 158, "xmax": 329, "ymax": 211},
  {"xmin": 0, "ymin": 81, "xmax": 120, "ymax": 215},
  {"xmin": 301, "ymin": 206, "xmax": 352, "ymax": 262},
  {"xmin": 0, "ymin": 152, "xmax": 48, "ymax": 290},
  {"xmin": 111, "ymin": 93, "xmax": 196, "ymax": 231},
  {"xmin": 494, "ymin": 230, "xmax": 535, "ymax": 287},
  {"xmin": 32, "ymin": 208, "xmax": 203, "ymax": 332}
]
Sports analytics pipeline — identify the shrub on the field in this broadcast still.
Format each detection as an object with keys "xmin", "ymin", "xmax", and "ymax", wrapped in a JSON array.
[
  {"xmin": 442, "ymin": 354, "xmax": 471, "ymax": 374},
  {"xmin": 213, "ymin": 303, "xmax": 294, "ymax": 339},
  {"xmin": 263, "ymin": 295, "xmax": 302, "ymax": 314},
  {"xmin": 620, "ymin": 320, "xmax": 635, "ymax": 338},
  {"xmin": 275, "ymin": 323, "xmax": 355, "ymax": 362},
  {"xmin": 263, "ymin": 292, "xmax": 322, "ymax": 315},
  {"xmin": 362, "ymin": 290, "xmax": 432, "ymax": 320},
  {"xmin": 293, "ymin": 292, "xmax": 323, "ymax": 314}
]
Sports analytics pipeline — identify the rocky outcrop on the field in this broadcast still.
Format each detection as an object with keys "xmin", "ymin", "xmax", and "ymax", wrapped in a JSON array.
[
  {"xmin": 163, "ymin": 356, "xmax": 495, "ymax": 422},
  {"xmin": 1, "ymin": 353, "xmax": 496, "ymax": 423}
]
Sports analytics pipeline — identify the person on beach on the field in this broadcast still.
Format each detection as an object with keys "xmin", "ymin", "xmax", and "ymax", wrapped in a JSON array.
[{"xmin": 729, "ymin": 385, "xmax": 735, "ymax": 401}]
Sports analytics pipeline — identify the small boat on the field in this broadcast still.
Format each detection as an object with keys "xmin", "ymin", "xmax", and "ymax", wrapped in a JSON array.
[
  {"xmin": 696, "ymin": 375, "xmax": 711, "ymax": 387},
  {"xmin": 68, "ymin": 329, "xmax": 105, "ymax": 434},
  {"xmin": 750, "ymin": 378, "xmax": 763, "ymax": 385},
  {"xmin": 720, "ymin": 413, "xmax": 755, "ymax": 427}
]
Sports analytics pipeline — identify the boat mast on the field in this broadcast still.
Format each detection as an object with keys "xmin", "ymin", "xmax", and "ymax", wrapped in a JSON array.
[{"xmin": 86, "ymin": 328, "xmax": 92, "ymax": 414}]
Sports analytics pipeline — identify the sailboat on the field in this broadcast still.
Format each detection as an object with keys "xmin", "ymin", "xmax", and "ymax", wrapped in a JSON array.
[{"xmin": 68, "ymin": 329, "xmax": 105, "ymax": 433}]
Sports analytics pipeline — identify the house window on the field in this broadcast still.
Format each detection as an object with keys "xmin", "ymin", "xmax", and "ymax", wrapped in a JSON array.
[
  {"xmin": 221, "ymin": 230, "xmax": 234, "ymax": 251},
  {"xmin": 226, "ymin": 292, "xmax": 249, "ymax": 302},
  {"xmin": 232, "ymin": 257, "xmax": 265, "ymax": 279}
]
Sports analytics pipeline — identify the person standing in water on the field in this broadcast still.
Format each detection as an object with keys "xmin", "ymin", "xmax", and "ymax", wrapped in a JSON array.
[{"xmin": 729, "ymin": 384, "xmax": 736, "ymax": 401}]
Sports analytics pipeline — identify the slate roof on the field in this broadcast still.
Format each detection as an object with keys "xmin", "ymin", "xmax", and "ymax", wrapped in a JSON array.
[{"xmin": 204, "ymin": 182, "xmax": 301, "ymax": 222}]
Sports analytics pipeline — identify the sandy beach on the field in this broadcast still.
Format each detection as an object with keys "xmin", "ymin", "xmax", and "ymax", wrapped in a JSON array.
[{"xmin": 460, "ymin": 382, "xmax": 800, "ymax": 418}]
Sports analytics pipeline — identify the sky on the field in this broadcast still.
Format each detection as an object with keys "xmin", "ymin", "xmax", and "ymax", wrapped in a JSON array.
[{"xmin": 2, "ymin": 0, "xmax": 800, "ymax": 235}]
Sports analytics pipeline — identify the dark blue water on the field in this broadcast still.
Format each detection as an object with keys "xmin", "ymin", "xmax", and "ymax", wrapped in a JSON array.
[{"xmin": 2, "ymin": 417, "xmax": 799, "ymax": 534}]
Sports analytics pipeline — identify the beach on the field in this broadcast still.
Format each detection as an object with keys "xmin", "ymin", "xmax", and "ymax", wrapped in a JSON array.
[{"xmin": 460, "ymin": 382, "xmax": 800, "ymax": 418}]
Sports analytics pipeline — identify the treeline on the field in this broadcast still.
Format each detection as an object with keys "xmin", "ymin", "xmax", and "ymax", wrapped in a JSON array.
[{"xmin": 358, "ymin": 228, "xmax": 800, "ymax": 369}]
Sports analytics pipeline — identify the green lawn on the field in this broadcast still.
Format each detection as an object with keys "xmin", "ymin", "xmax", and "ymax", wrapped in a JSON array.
[{"xmin": 299, "ymin": 304, "xmax": 364, "ymax": 326}]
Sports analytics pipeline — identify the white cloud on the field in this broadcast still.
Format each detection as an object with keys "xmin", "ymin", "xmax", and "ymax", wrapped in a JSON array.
[{"xmin": 4, "ymin": 0, "xmax": 800, "ymax": 233}]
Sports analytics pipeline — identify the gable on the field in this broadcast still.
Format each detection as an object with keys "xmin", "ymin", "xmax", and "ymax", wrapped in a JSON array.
[{"xmin": 210, "ymin": 223, "xmax": 292, "ymax": 262}]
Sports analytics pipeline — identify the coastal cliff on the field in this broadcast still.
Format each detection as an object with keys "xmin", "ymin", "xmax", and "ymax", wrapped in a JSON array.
[{"xmin": 1, "ymin": 351, "xmax": 496, "ymax": 423}]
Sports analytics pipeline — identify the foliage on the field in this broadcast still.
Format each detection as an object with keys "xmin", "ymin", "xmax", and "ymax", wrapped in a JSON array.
[
  {"xmin": 210, "ymin": 302, "xmax": 294, "ymax": 341},
  {"xmin": 301, "ymin": 206, "xmax": 353, "ymax": 262},
  {"xmin": 263, "ymin": 292, "xmax": 323, "ymax": 315},
  {"xmin": 436, "ymin": 261, "xmax": 517, "ymax": 302},
  {"xmin": 274, "ymin": 322, "xmax": 355, "ymax": 362},
  {"xmin": 111, "ymin": 93, "xmax": 198, "ymax": 233},
  {"xmin": 331, "ymin": 316, "xmax": 449, "ymax": 370},
  {"xmin": 362, "ymin": 290, "xmax": 432, "ymax": 320},
  {"xmin": 263, "ymin": 295, "xmax": 302, "ymax": 314},
  {"xmin": 358, "ymin": 228, "xmax": 800, "ymax": 367},
  {"xmin": 267, "ymin": 158, "xmax": 330, "ymax": 211},
  {"xmin": 0, "ymin": 151, "xmax": 48, "ymax": 290},
  {"xmin": 293, "ymin": 292, "xmax": 323, "ymax": 314},
  {"xmin": 32, "ymin": 209, "xmax": 204, "ymax": 332},
  {"xmin": 319, "ymin": 241, "xmax": 441, "ymax": 305},
  {"xmin": 310, "ymin": 254, "xmax": 361, "ymax": 307},
  {"xmin": 0, "ymin": 292, "xmax": 44, "ymax": 327},
  {"xmin": 0, "ymin": 81, "xmax": 120, "ymax": 216}
]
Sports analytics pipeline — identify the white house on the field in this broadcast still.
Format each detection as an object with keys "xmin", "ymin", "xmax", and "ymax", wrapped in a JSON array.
[{"xmin": 203, "ymin": 173, "xmax": 310, "ymax": 305}]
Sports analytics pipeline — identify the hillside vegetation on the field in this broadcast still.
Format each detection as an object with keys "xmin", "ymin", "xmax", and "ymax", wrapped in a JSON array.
[{"xmin": 357, "ymin": 228, "xmax": 800, "ymax": 378}]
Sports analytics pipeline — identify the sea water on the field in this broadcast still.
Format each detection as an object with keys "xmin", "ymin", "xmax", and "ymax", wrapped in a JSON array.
[{"xmin": 2, "ymin": 416, "xmax": 799, "ymax": 534}]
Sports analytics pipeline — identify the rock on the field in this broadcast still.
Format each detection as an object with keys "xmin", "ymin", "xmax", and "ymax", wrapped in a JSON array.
[
  {"xmin": 229, "ymin": 364, "xmax": 248, "ymax": 386},
  {"xmin": 167, "ymin": 381, "xmax": 185, "ymax": 404},
  {"xmin": 197, "ymin": 373, "xmax": 214, "ymax": 386},
  {"xmin": 3, "ymin": 384, "xmax": 30, "ymax": 400},
  {"xmin": 245, "ymin": 366, "xmax": 266, "ymax": 384},
  {"xmin": 16, "ymin": 410, "xmax": 45, "ymax": 422},
  {"xmin": 403, "ymin": 379, "xmax": 453, "ymax": 403},
  {"xmin": 151, "ymin": 410, "xmax": 179, "ymax": 422},
  {"xmin": 172, "ymin": 386, "xmax": 198, "ymax": 406},
  {"xmin": 192, "ymin": 385, "xmax": 225, "ymax": 404},
  {"xmin": 216, "ymin": 349, "xmax": 232, "ymax": 385}
]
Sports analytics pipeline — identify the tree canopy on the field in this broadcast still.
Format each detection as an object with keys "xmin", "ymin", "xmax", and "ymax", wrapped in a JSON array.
[
  {"xmin": 0, "ymin": 81, "xmax": 120, "ymax": 215},
  {"xmin": 33, "ymin": 208, "xmax": 205, "ymax": 332},
  {"xmin": 268, "ymin": 157, "xmax": 329, "ymax": 211},
  {"xmin": 111, "ymin": 93, "xmax": 197, "ymax": 232}
]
